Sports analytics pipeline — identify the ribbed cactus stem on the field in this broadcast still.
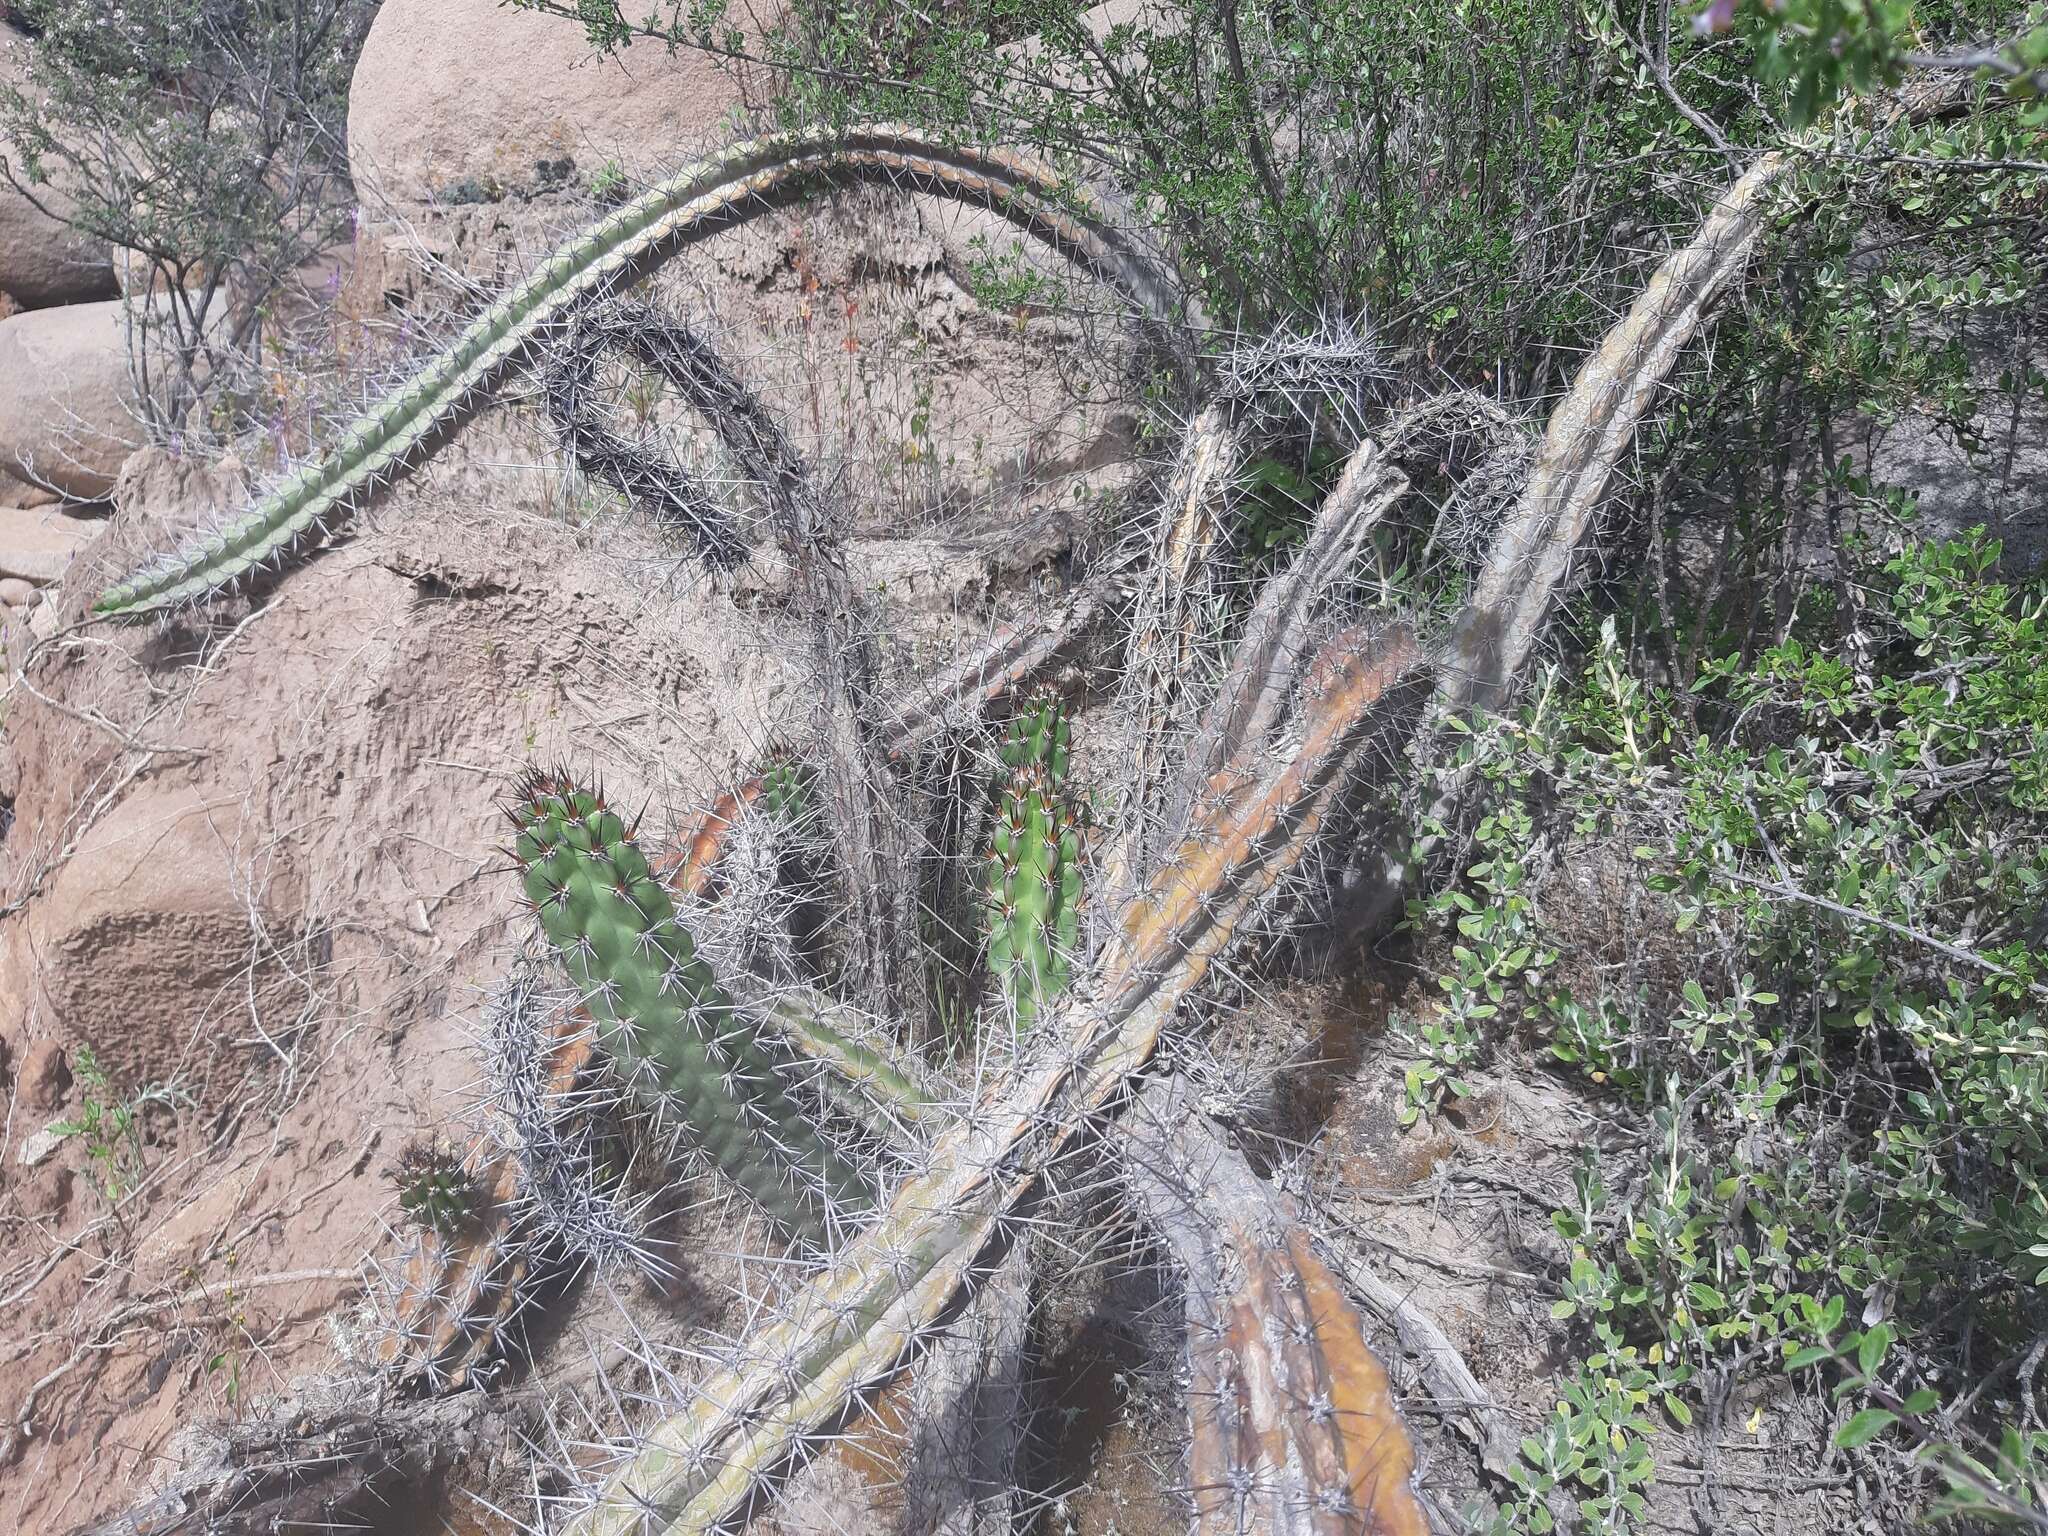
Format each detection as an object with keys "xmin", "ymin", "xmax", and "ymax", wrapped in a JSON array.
[
  {"xmin": 985, "ymin": 695, "xmax": 1082, "ymax": 1032},
  {"xmin": 759, "ymin": 988, "xmax": 938, "ymax": 1132},
  {"xmin": 998, "ymin": 691, "xmax": 1071, "ymax": 779},
  {"xmin": 508, "ymin": 769, "xmax": 870, "ymax": 1236},
  {"xmin": 93, "ymin": 126, "xmax": 1184, "ymax": 619}
]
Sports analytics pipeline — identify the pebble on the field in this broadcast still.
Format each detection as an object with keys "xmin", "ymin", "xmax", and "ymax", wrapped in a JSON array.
[
  {"xmin": 19, "ymin": 1038, "xmax": 70, "ymax": 1110},
  {"xmin": 17, "ymin": 1125, "xmax": 64, "ymax": 1167}
]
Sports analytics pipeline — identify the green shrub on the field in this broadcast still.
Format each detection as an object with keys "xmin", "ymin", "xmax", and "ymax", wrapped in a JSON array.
[
  {"xmin": 1429, "ymin": 531, "xmax": 2048, "ymax": 1530},
  {"xmin": 0, "ymin": 0, "xmax": 376, "ymax": 434}
]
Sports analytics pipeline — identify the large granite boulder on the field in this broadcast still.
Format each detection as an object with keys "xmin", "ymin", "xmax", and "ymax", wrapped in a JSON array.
[
  {"xmin": 0, "ymin": 298, "xmax": 142, "ymax": 499},
  {"xmin": 346, "ymin": 0, "xmax": 780, "ymax": 209},
  {"xmin": 0, "ymin": 25, "xmax": 118, "ymax": 308}
]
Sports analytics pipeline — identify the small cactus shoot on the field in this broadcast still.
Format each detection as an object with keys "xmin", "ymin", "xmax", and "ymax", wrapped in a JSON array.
[
  {"xmin": 984, "ymin": 693, "xmax": 1084, "ymax": 1032},
  {"xmin": 394, "ymin": 1140, "xmax": 484, "ymax": 1238},
  {"xmin": 507, "ymin": 768, "xmax": 871, "ymax": 1236}
]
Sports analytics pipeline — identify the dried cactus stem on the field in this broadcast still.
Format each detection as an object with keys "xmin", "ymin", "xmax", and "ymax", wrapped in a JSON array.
[
  {"xmin": 1442, "ymin": 151, "xmax": 1789, "ymax": 716},
  {"xmin": 1124, "ymin": 1078, "xmax": 1429, "ymax": 1536},
  {"xmin": 759, "ymin": 987, "xmax": 939, "ymax": 1132}
]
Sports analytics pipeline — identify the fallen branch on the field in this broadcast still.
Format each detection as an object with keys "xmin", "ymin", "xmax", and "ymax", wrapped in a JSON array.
[{"xmin": 1121, "ymin": 1078, "xmax": 1431, "ymax": 1535}]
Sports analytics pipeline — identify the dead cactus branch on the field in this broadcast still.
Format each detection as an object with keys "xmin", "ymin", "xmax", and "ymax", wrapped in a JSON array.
[
  {"xmin": 1439, "ymin": 152, "xmax": 1790, "ymax": 717},
  {"xmin": 1168, "ymin": 435, "xmax": 1411, "ymax": 838},
  {"xmin": 1123, "ymin": 1078, "xmax": 1430, "ymax": 1536},
  {"xmin": 1105, "ymin": 403, "xmax": 1251, "ymax": 898},
  {"xmin": 68, "ymin": 1381, "xmax": 510, "ymax": 1536}
]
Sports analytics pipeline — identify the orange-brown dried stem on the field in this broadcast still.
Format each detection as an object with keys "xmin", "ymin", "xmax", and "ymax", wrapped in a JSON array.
[
  {"xmin": 1128, "ymin": 1080, "xmax": 1426, "ymax": 1536},
  {"xmin": 566, "ymin": 625, "xmax": 1424, "ymax": 1536}
]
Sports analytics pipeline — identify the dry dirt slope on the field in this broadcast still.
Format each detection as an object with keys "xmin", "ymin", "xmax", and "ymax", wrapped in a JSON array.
[{"xmin": 0, "ymin": 414, "xmax": 1103, "ymax": 1535}]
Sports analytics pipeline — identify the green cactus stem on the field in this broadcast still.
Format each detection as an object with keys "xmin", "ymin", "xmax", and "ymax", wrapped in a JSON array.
[
  {"xmin": 393, "ymin": 1140, "xmax": 484, "ymax": 1238},
  {"xmin": 93, "ymin": 126, "xmax": 1185, "ymax": 619},
  {"xmin": 757, "ymin": 987, "xmax": 939, "ymax": 1134},
  {"xmin": 983, "ymin": 694, "xmax": 1083, "ymax": 1032},
  {"xmin": 507, "ymin": 768, "xmax": 872, "ymax": 1237}
]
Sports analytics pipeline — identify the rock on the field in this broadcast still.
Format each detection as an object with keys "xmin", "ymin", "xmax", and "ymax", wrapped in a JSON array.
[
  {"xmin": 16, "ymin": 1123, "xmax": 64, "ymax": 1167},
  {"xmin": 113, "ymin": 443, "xmax": 248, "ymax": 542},
  {"xmin": 1864, "ymin": 406, "xmax": 2048, "ymax": 577},
  {"xmin": 0, "ymin": 575, "xmax": 33, "ymax": 606},
  {"xmin": 0, "ymin": 298, "xmax": 143, "ymax": 499},
  {"xmin": 0, "ymin": 473, "xmax": 62, "ymax": 510},
  {"xmin": 0, "ymin": 26, "xmax": 119, "ymax": 308},
  {"xmin": 19, "ymin": 1036, "xmax": 69, "ymax": 1109},
  {"xmin": 346, "ymin": 0, "xmax": 779, "ymax": 209},
  {"xmin": 15, "ymin": 1161, "xmax": 73, "ymax": 1221},
  {"xmin": 0, "ymin": 791, "xmax": 323, "ymax": 1100},
  {"xmin": 0, "ymin": 501, "xmax": 102, "ymax": 584}
]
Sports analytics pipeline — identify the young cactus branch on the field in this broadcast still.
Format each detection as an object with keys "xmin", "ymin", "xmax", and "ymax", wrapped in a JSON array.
[
  {"xmin": 983, "ymin": 692, "xmax": 1084, "ymax": 1033},
  {"xmin": 507, "ymin": 768, "xmax": 873, "ymax": 1237}
]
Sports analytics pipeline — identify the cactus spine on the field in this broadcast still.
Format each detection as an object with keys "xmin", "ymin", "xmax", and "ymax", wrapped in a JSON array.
[
  {"xmin": 507, "ymin": 769, "xmax": 871, "ymax": 1236},
  {"xmin": 984, "ymin": 694, "xmax": 1083, "ymax": 1032}
]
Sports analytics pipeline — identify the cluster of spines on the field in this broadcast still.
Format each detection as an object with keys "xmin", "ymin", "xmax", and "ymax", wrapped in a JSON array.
[
  {"xmin": 506, "ymin": 768, "xmax": 872, "ymax": 1238},
  {"xmin": 984, "ymin": 692, "xmax": 1084, "ymax": 1032},
  {"xmin": 476, "ymin": 951, "xmax": 656, "ymax": 1275}
]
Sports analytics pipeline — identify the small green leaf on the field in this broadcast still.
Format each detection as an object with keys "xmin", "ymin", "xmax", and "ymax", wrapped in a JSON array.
[{"xmin": 1835, "ymin": 1408, "xmax": 1898, "ymax": 1449}]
